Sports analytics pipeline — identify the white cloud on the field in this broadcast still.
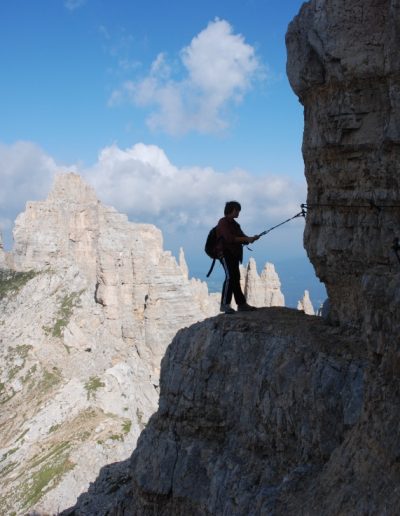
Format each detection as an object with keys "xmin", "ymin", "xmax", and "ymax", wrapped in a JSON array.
[
  {"xmin": 0, "ymin": 142, "xmax": 63, "ymax": 246},
  {"xmin": 64, "ymin": 0, "xmax": 87, "ymax": 11},
  {"xmin": 109, "ymin": 19, "xmax": 263, "ymax": 135},
  {"xmin": 82, "ymin": 142, "xmax": 304, "ymax": 232},
  {"xmin": 0, "ymin": 141, "xmax": 305, "ymax": 260}
]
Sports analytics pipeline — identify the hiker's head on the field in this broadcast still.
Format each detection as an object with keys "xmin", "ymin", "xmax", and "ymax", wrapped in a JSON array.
[{"xmin": 224, "ymin": 201, "xmax": 241, "ymax": 217}]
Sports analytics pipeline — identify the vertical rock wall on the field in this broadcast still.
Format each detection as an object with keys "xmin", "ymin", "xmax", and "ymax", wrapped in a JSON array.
[
  {"xmin": 286, "ymin": 1, "xmax": 400, "ymax": 512},
  {"xmin": 286, "ymin": 0, "xmax": 400, "ymax": 343}
]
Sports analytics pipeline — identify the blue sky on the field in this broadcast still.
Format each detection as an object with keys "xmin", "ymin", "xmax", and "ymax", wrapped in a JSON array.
[{"xmin": 0, "ymin": 0, "xmax": 326, "ymax": 306}]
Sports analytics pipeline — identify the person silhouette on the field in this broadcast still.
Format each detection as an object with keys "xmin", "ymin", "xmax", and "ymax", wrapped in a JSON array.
[{"xmin": 216, "ymin": 201, "xmax": 259, "ymax": 314}]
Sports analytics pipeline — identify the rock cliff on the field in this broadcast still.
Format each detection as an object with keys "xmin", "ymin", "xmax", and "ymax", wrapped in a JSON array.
[
  {"xmin": 0, "ymin": 173, "xmax": 221, "ymax": 515},
  {"xmin": 62, "ymin": 1, "xmax": 400, "ymax": 514},
  {"xmin": 64, "ymin": 308, "xmax": 364, "ymax": 515}
]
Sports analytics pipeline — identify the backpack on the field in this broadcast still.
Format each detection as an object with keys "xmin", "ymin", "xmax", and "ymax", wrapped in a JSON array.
[{"xmin": 204, "ymin": 226, "xmax": 221, "ymax": 277}]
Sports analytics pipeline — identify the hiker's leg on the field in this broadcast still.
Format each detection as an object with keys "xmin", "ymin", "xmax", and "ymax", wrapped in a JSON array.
[
  {"xmin": 224, "ymin": 254, "xmax": 245, "ymax": 306},
  {"xmin": 220, "ymin": 256, "xmax": 233, "ymax": 306}
]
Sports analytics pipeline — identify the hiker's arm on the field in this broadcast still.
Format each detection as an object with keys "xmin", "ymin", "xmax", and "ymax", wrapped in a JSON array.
[{"xmin": 234, "ymin": 235, "xmax": 260, "ymax": 244}]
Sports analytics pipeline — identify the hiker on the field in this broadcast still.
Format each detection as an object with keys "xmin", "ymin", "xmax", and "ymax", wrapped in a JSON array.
[{"xmin": 216, "ymin": 201, "xmax": 260, "ymax": 314}]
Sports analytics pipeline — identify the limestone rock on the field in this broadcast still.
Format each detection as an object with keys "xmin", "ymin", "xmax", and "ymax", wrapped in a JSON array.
[
  {"xmin": 285, "ymin": 0, "xmax": 400, "ymax": 512},
  {"xmin": 297, "ymin": 289, "xmax": 315, "ymax": 315},
  {"xmin": 286, "ymin": 0, "xmax": 400, "ymax": 337},
  {"xmin": 0, "ymin": 173, "xmax": 220, "ymax": 515},
  {"xmin": 178, "ymin": 247, "xmax": 189, "ymax": 279},
  {"xmin": 63, "ymin": 308, "xmax": 365, "ymax": 515},
  {"xmin": 237, "ymin": 257, "xmax": 285, "ymax": 308},
  {"xmin": 0, "ymin": 231, "xmax": 6, "ymax": 268}
]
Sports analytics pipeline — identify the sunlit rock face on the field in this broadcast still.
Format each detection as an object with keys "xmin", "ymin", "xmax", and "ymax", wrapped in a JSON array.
[
  {"xmin": 0, "ymin": 173, "xmax": 219, "ymax": 515},
  {"xmin": 0, "ymin": 232, "xmax": 6, "ymax": 268},
  {"xmin": 297, "ymin": 289, "xmax": 315, "ymax": 315},
  {"xmin": 240, "ymin": 258, "xmax": 285, "ymax": 308}
]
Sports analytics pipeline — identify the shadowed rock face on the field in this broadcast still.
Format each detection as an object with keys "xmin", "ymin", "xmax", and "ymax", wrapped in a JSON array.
[
  {"xmin": 284, "ymin": 0, "xmax": 400, "ymax": 513},
  {"xmin": 286, "ymin": 0, "xmax": 400, "ymax": 343},
  {"xmin": 62, "ymin": 309, "xmax": 365, "ymax": 515}
]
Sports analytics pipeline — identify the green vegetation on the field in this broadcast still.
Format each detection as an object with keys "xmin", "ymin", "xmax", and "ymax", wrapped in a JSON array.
[
  {"xmin": 84, "ymin": 376, "xmax": 105, "ymax": 400},
  {"xmin": 15, "ymin": 428, "xmax": 29, "ymax": 444},
  {"xmin": 0, "ymin": 270, "xmax": 38, "ymax": 300},
  {"xmin": 109, "ymin": 433, "xmax": 124, "ymax": 442},
  {"xmin": 21, "ymin": 441, "xmax": 74, "ymax": 510},
  {"xmin": 78, "ymin": 430, "xmax": 91, "ymax": 441},
  {"xmin": 37, "ymin": 368, "xmax": 62, "ymax": 395},
  {"xmin": 0, "ymin": 448, "xmax": 18, "ymax": 463},
  {"xmin": 43, "ymin": 291, "xmax": 83, "ymax": 338},
  {"xmin": 22, "ymin": 364, "xmax": 37, "ymax": 384},
  {"xmin": 7, "ymin": 345, "xmax": 33, "ymax": 380},
  {"xmin": 0, "ymin": 461, "xmax": 17, "ymax": 478},
  {"xmin": 106, "ymin": 419, "xmax": 132, "ymax": 442},
  {"xmin": 122, "ymin": 419, "xmax": 132, "ymax": 434},
  {"xmin": 48, "ymin": 423, "xmax": 61, "ymax": 434}
]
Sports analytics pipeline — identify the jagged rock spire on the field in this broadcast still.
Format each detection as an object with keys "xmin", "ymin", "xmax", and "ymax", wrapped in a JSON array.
[{"xmin": 297, "ymin": 289, "xmax": 315, "ymax": 315}]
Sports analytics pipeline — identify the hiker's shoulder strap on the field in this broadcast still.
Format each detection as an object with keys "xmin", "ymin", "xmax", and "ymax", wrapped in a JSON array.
[{"xmin": 206, "ymin": 258, "xmax": 217, "ymax": 277}]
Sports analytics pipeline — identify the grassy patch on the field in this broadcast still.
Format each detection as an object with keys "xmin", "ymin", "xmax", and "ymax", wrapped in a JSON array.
[
  {"xmin": 7, "ymin": 345, "xmax": 33, "ymax": 380},
  {"xmin": 122, "ymin": 419, "xmax": 132, "ymax": 434},
  {"xmin": 84, "ymin": 376, "xmax": 105, "ymax": 400},
  {"xmin": 21, "ymin": 441, "xmax": 74, "ymax": 510},
  {"xmin": 48, "ymin": 423, "xmax": 61, "ymax": 434},
  {"xmin": 37, "ymin": 368, "xmax": 62, "ymax": 395},
  {"xmin": 0, "ymin": 461, "xmax": 17, "ymax": 479},
  {"xmin": 22, "ymin": 364, "xmax": 37, "ymax": 384},
  {"xmin": 109, "ymin": 433, "xmax": 124, "ymax": 442},
  {"xmin": 43, "ymin": 291, "xmax": 83, "ymax": 338},
  {"xmin": 0, "ymin": 270, "xmax": 38, "ymax": 300},
  {"xmin": 0, "ymin": 448, "xmax": 18, "ymax": 462},
  {"xmin": 15, "ymin": 428, "xmax": 29, "ymax": 443}
]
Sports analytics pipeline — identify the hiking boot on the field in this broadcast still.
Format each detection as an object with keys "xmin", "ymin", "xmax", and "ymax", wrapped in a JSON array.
[
  {"xmin": 220, "ymin": 304, "xmax": 236, "ymax": 314},
  {"xmin": 237, "ymin": 303, "xmax": 257, "ymax": 312}
]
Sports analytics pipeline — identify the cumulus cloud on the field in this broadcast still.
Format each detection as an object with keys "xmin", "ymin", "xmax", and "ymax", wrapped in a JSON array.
[
  {"xmin": 109, "ymin": 19, "xmax": 263, "ymax": 135},
  {"xmin": 0, "ymin": 142, "xmax": 63, "ymax": 246},
  {"xmin": 0, "ymin": 141, "xmax": 305, "ymax": 260},
  {"xmin": 82, "ymin": 142, "xmax": 304, "ymax": 232}
]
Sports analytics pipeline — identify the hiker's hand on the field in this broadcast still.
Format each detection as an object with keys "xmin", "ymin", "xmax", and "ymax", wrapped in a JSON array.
[{"xmin": 248, "ymin": 235, "xmax": 259, "ymax": 244}]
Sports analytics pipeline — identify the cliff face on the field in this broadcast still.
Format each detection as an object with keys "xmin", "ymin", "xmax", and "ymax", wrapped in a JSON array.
[
  {"xmin": 63, "ymin": 2, "xmax": 400, "ymax": 515},
  {"xmin": 286, "ymin": 0, "xmax": 400, "ymax": 343},
  {"xmin": 285, "ymin": 1, "xmax": 400, "ymax": 512},
  {"xmin": 0, "ymin": 174, "xmax": 220, "ymax": 515},
  {"xmin": 64, "ymin": 308, "xmax": 365, "ymax": 515}
]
